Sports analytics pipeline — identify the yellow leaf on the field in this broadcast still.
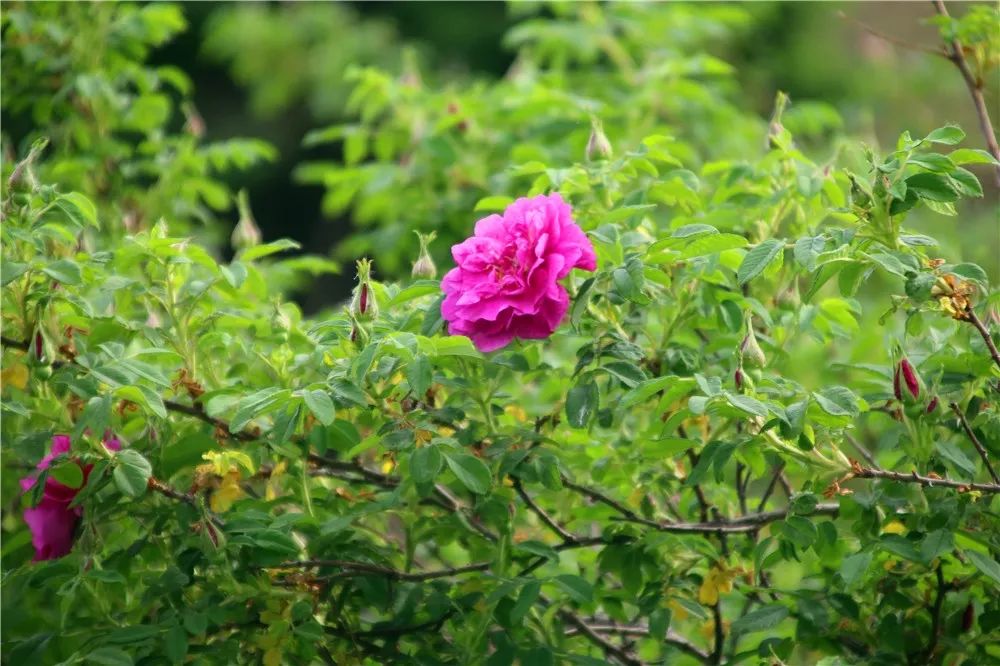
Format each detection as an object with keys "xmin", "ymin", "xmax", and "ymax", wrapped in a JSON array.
[
  {"xmin": 266, "ymin": 461, "xmax": 287, "ymax": 501},
  {"xmin": 504, "ymin": 404, "xmax": 527, "ymax": 422},
  {"xmin": 668, "ymin": 599, "xmax": 689, "ymax": 622},
  {"xmin": 263, "ymin": 648, "xmax": 282, "ymax": 666},
  {"xmin": 1, "ymin": 363, "xmax": 28, "ymax": 390},
  {"xmin": 211, "ymin": 470, "xmax": 243, "ymax": 512},
  {"xmin": 882, "ymin": 520, "xmax": 905, "ymax": 535}
]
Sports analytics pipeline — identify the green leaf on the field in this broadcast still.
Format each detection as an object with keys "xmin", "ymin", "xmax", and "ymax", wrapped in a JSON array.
[
  {"xmin": 303, "ymin": 389, "xmax": 335, "ymax": 426},
  {"xmin": 410, "ymin": 446, "xmax": 442, "ymax": 485},
  {"xmin": 725, "ymin": 392, "xmax": 769, "ymax": 417},
  {"xmin": 389, "ymin": 280, "xmax": 440, "ymax": 307},
  {"xmin": 565, "ymin": 380, "xmax": 598, "ymax": 429},
  {"xmin": 602, "ymin": 361, "xmax": 646, "ymax": 388},
  {"xmin": 163, "ymin": 623, "xmax": 188, "ymax": 665},
  {"xmin": 56, "ymin": 192, "xmax": 99, "ymax": 228},
  {"xmin": 921, "ymin": 530, "xmax": 954, "ymax": 563},
  {"xmin": 840, "ymin": 551, "xmax": 872, "ymax": 586},
  {"xmin": 730, "ymin": 604, "xmax": 788, "ymax": 635},
  {"xmin": 510, "ymin": 580, "xmax": 541, "ymax": 623},
  {"xmin": 813, "ymin": 386, "xmax": 860, "ymax": 417},
  {"xmin": 924, "ymin": 125, "xmax": 965, "ymax": 145},
  {"xmin": 553, "ymin": 574, "xmax": 593, "ymax": 604},
  {"xmin": 474, "ymin": 195, "xmax": 514, "ymax": 212},
  {"xmin": 86, "ymin": 647, "xmax": 134, "ymax": 666},
  {"xmin": 679, "ymin": 233, "xmax": 747, "ymax": 259},
  {"xmin": 112, "ymin": 449, "xmax": 152, "ymax": 498},
  {"xmin": 406, "ymin": 354, "xmax": 432, "ymax": 396},
  {"xmin": 966, "ymin": 550, "xmax": 1000, "ymax": 588},
  {"xmin": 239, "ymin": 238, "xmax": 301, "ymax": 261},
  {"xmin": 1, "ymin": 260, "xmax": 28, "ymax": 286},
  {"xmin": 737, "ymin": 239, "xmax": 784, "ymax": 285},
  {"xmin": 948, "ymin": 148, "xmax": 1000, "ymax": 165},
  {"xmin": 620, "ymin": 376, "xmax": 675, "ymax": 409},
  {"xmin": 42, "ymin": 259, "xmax": 83, "ymax": 285},
  {"xmin": 906, "ymin": 172, "xmax": 958, "ymax": 202},
  {"xmin": 49, "ymin": 461, "xmax": 84, "ymax": 489},
  {"xmin": 444, "ymin": 452, "xmax": 491, "ymax": 494}
]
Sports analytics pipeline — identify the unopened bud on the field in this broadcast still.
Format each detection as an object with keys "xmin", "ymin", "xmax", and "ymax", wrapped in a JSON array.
[
  {"xmin": 411, "ymin": 231, "xmax": 437, "ymax": 279},
  {"xmin": 351, "ymin": 258, "xmax": 378, "ymax": 322},
  {"xmin": 586, "ymin": 118, "xmax": 613, "ymax": 161},
  {"xmin": 926, "ymin": 396, "xmax": 939, "ymax": 414},
  {"xmin": 182, "ymin": 102, "xmax": 206, "ymax": 139},
  {"xmin": 734, "ymin": 368, "xmax": 743, "ymax": 390},
  {"xmin": 962, "ymin": 602, "xmax": 975, "ymax": 632},
  {"xmin": 740, "ymin": 313, "xmax": 766, "ymax": 368},
  {"xmin": 231, "ymin": 190, "xmax": 261, "ymax": 251},
  {"xmin": 32, "ymin": 330, "xmax": 45, "ymax": 362},
  {"xmin": 898, "ymin": 358, "xmax": 919, "ymax": 399}
]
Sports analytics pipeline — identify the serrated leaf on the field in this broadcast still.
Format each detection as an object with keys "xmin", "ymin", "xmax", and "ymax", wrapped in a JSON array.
[
  {"xmin": 737, "ymin": 239, "xmax": 784, "ymax": 285},
  {"xmin": 303, "ymin": 389, "xmax": 335, "ymax": 426},
  {"xmin": 42, "ymin": 259, "xmax": 82, "ymax": 285},
  {"xmin": 730, "ymin": 604, "xmax": 788, "ymax": 635},
  {"xmin": 566, "ymin": 380, "xmax": 598, "ymax": 429},
  {"xmin": 966, "ymin": 550, "xmax": 1000, "ymax": 588},
  {"xmin": 113, "ymin": 449, "xmax": 152, "ymax": 498},
  {"xmin": 924, "ymin": 125, "xmax": 965, "ymax": 145},
  {"xmin": 679, "ymin": 233, "xmax": 747, "ymax": 259},
  {"xmin": 239, "ymin": 239, "xmax": 301, "ymax": 261}
]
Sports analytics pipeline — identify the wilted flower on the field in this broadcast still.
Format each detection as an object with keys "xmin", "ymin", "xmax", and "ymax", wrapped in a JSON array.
[
  {"xmin": 411, "ymin": 231, "xmax": 438, "ymax": 279},
  {"xmin": 21, "ymin": 434, "xmax": 121, "ymax": 561},
  {"xmin": 441, "ymin": 193, "xmax": 596, "ymax": 352}
]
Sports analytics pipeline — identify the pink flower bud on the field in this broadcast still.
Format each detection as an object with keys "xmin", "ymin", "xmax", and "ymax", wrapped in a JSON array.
[
  {"xmin": 926, "ymin": 396, "xmax": 939, "ymax": 414},
  {"xmin": 734, "ymin": 368, "xmax": 743, "ymax": 390},
  {"xmin": 900, "ymin": 358, "xmax": 919, "ymax": 399},
  {"xmin": 350, "ymin": 258, "xmax": 378, "ymax": 322}
]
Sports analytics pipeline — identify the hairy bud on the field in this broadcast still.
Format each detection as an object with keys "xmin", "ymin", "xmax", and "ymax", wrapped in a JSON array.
[{"xmin": 411, "ymin": 231, "xmax": 438, "ymax": 279}]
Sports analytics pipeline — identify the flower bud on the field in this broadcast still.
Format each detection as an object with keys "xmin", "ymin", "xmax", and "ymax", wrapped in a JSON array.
[
  {"xmin": 734, "ymin": 368, "xmax": 744, "ymax": 390},
  {"xmin": 898, "ymin": 358, "xmax": 919, "ymax": 399},
  {"xmin": 586, "ymin": 117, "xmax": 613, "ymax": 161},
  {"xmin": 351, "ymin": 258, "xmax": 378, "ymax": 322},
  {"xmin": 926, "ymin": 396, "xmax": 939, "ymax": 414},
  {"xmin": 231, "ymin": 189, "xmax": 261, "ymax": 251},
  {"xmin": 33, "ymin": 331, "xmax": 45, "ymax": 362},
  {"xmin": 962, "ymin": 602, "xmax": 975, "ymax": 633},
  {"xmin": 411, "ymin": 231, "xmax": 438, "ymax": 279},
  {"xmin": 740, "ymin": 314, "xmax": 766, "ymax": 368}
]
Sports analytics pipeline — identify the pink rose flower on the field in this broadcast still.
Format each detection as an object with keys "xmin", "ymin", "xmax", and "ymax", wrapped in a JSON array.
[
  {"xmin": 441, "ymin": 193, "xmax": 596, "ymax": 352},
  {"xmin": 20, "ymin": 434, "xmax": 120, "ymax": 561}
]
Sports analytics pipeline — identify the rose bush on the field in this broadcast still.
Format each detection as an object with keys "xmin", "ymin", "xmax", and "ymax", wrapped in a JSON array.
[{"xmin": 2, "ymin": 3, "xmax": 1000, "ymax": 666}]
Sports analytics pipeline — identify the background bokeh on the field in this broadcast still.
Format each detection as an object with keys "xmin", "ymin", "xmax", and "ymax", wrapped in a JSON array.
[{"xmin": 8, "ymin": 1, "xmax": 996, "ymax": 309}]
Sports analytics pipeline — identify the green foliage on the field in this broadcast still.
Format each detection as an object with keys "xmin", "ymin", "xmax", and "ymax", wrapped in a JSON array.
[{"xmin": 3, "ymin": 3, "xmax": 1000, "ymax": 666}]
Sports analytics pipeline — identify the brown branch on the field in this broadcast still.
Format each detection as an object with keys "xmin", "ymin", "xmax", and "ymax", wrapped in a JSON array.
[
  {"xmin": 565, "ymin": 622, "xmax": 710, "ymax": 663},
  {"xmin": 554, "ymin": 603, "xmax": 643, "ymax": 666},
  {"xmin": 950, "ymin": 402, "xmax": 1000, "ymax": 484},
  {"xmin": 923, "ymin": 565, "xmax": 947, "ymax": 662},
  {"xmin": 561, "ymin": 475, "xmax": 641, "ymax": 521},
  {"xmin": 512, "ymin": 477, "xmax": 577, "ymax": 543},
  {"xmin": 269, "ymin": 559, "xmax": 490, "ymax": 582},
  {"xmin": 966, "ymin": 309, "xmax": 1000, "ymax": 373},
  {"xmin": 851, "ymin": 464, "xmax": 1000, "ymax": 493},
  {"xmin": 933, "ymin": 0, "xmax": 1000, "ymax": 186},
  {"xmin": 611, "ymin": 503, "xmax": 840, "ymax": 534}
]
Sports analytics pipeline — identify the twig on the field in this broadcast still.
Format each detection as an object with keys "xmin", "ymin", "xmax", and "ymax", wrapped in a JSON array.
[
  {"xmin": 851, "ymin": 464, "xmax": 1000, "ymax": 493},
  {"xmin": 950, "ymin": 402, "xmax": 1000, "ymax": 484},
  {"xmin": 565, "ymin": 622, "xmax": 710, "ymax": 663},
  {"xmin": 923, "ymin": 565, "xmax": 947, "ymax": 662},
  {"xmin": 555, "ymin": 604, "xmax": 643, "ymax": 666},
  {"xmin": 269, "ymin": 559, "xmax": 490, "ymax": 582},
  {"xmin": 561, "ymin": 476, "xmax": 641, "ymax": 521},
  {"xmin": 756, "ymin": 463, "xmax": 786, "ymax": 513},
  {"xmin": 844, "ymin": 434, "xmax": 878, "ymax": 467},
  {"xmin": 512, "ymin": 477, "xmax": 577, "ymax": 543},
  {"xmin": 710, "ymin": 603, "xmax": 725, "ymax": 665},
  {"xmin": 966, "ymin": 309, "xmax": 1000, "ymax": 373},
  {"xmin": 611, "ymin": 503, "xmax": 840, "ymax": 534},
  {"xmin": 932, "ymin": 0, "xmax": 1000, "ymax": 186}
]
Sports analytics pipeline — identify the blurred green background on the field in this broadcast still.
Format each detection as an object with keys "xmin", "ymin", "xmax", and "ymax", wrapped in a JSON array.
[{"xmin": 11, "ymin": 1, "xmax": 997, "ymax": 310}]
